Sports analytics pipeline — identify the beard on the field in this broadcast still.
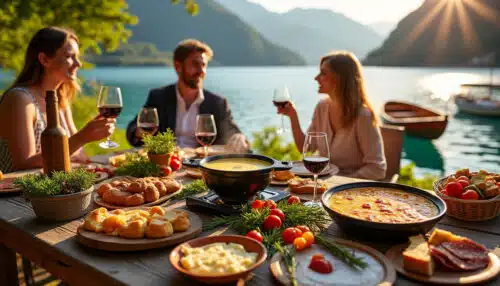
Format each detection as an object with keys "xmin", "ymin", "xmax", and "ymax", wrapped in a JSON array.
[{"xmin": 180, "ymin": 69, "xmax": 203, "ymax": 89}]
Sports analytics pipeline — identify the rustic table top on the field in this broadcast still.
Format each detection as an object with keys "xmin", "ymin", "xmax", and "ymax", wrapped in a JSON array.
[{"xmin": 1, "ymin": 164, "xmax": 499, "ymax": 286}]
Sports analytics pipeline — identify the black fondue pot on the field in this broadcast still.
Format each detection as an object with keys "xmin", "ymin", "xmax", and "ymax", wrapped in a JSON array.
[{"xmin": 183, "ymin": 154, "xmax": 292, "ymax": 204}]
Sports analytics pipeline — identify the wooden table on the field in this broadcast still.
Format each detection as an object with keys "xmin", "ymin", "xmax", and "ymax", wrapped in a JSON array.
[{"xmin": 1, "ymin": 170, "xmax": 499, "ymax": 286}]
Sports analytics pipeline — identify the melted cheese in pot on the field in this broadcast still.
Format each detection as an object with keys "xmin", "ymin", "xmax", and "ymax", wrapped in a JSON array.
[
  {"xmin": 180, "ymin": 242, "xmax": 258, "ymax": 274},
  {"xmin": 202, "ymin": 158, "xmax": 271, "ymax": 171},
  {"xmin": 328, "ymin": 188, "xmax": 438, "ymax": 223}
]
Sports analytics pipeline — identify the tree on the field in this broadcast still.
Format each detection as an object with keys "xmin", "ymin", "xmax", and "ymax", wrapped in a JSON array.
[{"xmin": 0, "ymin": 0, "xmax": 199, "ymax": 73}]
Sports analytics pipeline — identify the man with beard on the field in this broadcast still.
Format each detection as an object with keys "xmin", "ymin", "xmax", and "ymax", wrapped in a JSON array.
[{"xmin": 126, "ymin": 39, "xmax": 248, "ymax": 152}]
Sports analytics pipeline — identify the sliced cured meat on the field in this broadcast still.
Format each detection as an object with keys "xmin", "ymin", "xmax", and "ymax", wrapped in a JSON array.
[
  {"xmin": 441, "ymin": 240, "xmax": 489, "ymax": 261},
  {"xmin": 430, "ymin": 245, "xmax": 489, "ymax": 271},
  {"xmin": 430, "ymin": 245, "xmax": 462, "ymax": 271},
  {"xmin": 0, "ymin": 178, "xmax": 16, "ymax": 189}
]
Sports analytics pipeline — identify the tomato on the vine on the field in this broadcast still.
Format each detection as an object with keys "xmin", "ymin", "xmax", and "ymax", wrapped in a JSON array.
[
  {"xmin": 246, "ymin": 230, "xmax": 263, "ymax": 242},
  {"xmin": 293, "ymin": 237, "xmax": 308, "ymax": 251},
  {"xmin": 287, "ymin": 196, "xmax": 301, "ymax": 204},
  {"xmin": 251, "ymin": 200, "xmax": 265, "ymax": 209},
  {"xmin": 169, "ymin": 158, "xmax": 182, "ymax": 172},
  {"xmin": 270, "ymin": 208, "xmax": 285, "ymax": 222},
  {"xmin": 296, "ymin": 225, "xmax": 310, "ymax": 233},
  {"xmin": 161, "ymin": 166, "xmax": 172, "ymax": 177},
  {"xmin": 302, "ymin": 231, "xmax": 315, "ymax": 247},
  {"xmin": 264, "ymin": 200, "xmax": 277, "ymax": 209},
  {"xmin": 282, "ymin": 227, "xmax": 303, "ymax": 244},
  {"xmin": 263, "ymin": 215, "xmax": 282, "ymax": 230}
]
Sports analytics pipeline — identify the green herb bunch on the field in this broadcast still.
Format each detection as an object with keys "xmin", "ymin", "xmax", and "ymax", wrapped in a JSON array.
[
  {"xmin": 142, "ymin": 129, "xmax": 176, "ymax": 155},
  {"xmin": 115, "ymin": 154, "xmax": 162, "ymax": 177},
  {"xmin": 14, "ymin": 169, "xmax": 96, "ymax": 197},
  {"xmin": 172, "ymin": 179, "xmax": 209, "ymax": 200}
]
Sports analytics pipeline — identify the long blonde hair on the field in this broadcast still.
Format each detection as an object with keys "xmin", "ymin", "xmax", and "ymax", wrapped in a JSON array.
[
  {"xmin": 320, "ymin": 51, "xmax": 377, "ymax": 127},
  {"xmin": 6, "ymin": 26, "xmax": 80, "ymax": 108}
]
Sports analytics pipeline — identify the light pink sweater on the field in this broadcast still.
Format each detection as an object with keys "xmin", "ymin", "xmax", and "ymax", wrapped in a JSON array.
[{"xmin": 307, "ymin": 98, "xmax": 387, "ymax": 180}]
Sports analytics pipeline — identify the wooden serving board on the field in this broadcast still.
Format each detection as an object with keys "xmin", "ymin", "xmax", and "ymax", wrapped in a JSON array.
[
  {"xmin": 93, "ymin": 176, "xmax": 182, "ymax": 210},
  {"xmin": 0, "ymin": 169, "xmax": 42, "ymax": 194},
  {"xmin": 386, "ymin": 244, "xmax": 500, "ymax": 285},
  {"xmin": 270, "ymin": 239, "xmax": 396, "ymax": 286},
  {"xmin": 77, "ymin": 210, "xmax": 202, "ymax": 251}
]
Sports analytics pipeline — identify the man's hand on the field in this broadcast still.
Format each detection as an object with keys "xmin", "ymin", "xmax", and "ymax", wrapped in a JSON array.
[{"xmin": 226, "ymin": 133, "xmax": 249, "ymax": 153}]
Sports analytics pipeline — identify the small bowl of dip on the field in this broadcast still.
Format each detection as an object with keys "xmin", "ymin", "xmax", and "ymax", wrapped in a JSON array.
[{"xmin": 169, "ymin": 235, "xmax": 267, "ymax": 284}]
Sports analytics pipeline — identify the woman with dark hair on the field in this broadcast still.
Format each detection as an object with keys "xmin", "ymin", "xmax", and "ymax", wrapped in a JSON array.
[
  {"xmin": 0, "ymin": 27, "xmax": 115, "ymax": 173},
  {"xmin": 276, "ymin": 51, "xmax": 386, "ymax": 180}
]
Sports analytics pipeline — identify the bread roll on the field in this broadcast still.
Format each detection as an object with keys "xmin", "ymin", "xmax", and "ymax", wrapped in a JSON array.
[
  {"xmin": 118, "ymin": 220, "xmax": 146, "ymax": 239},
  {"xmin": 288, "ymin": 178, "xmax": 327, "ymax": 194},
  {"xmin": 97, "ymin": 183, "xmax": 113, "ymax": 196},
  {"xmin": 146, "ymin": 219, "xmax": 173, "ymax": 238},
  {"xmin": 143, "ymin": 184, "xmax": 160, "ymax": 202}
]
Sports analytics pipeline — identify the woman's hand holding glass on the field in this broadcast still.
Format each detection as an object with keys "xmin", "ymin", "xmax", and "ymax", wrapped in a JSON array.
[{"xmin": 79, "ymin": 115, "xmax": 116, "ymax": 143}]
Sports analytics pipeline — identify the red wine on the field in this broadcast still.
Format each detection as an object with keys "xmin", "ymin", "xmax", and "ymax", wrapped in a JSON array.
[
  {"xmin": 196, "ymin": 132, "xmax": 216, "ymax": 146},
  {"xmin": 273, "ymin": 100, "xmax": 289, "ymax": 108},
  {"xmin": 99, "ymin": 105, "xmax": 122, "ymax": 118},
  {"xmin": 138, "ymin": 123, "xmax": 158, "ymax": 136},
  {"xmin": 303, "ymin": 156, "xmax": 329, "ymax": 174}
]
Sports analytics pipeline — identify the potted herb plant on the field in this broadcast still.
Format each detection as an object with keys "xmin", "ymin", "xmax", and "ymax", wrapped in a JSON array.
[
  {"xmin": 143, "ymin": 129, "xmax": 176, "ymax": 166},
  {"xmin": 14, "ymin": 169, "xmax": 96, "ymax": 221}
]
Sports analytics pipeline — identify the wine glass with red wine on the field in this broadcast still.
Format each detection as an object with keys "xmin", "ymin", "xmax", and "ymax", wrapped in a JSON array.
[
  {"xmin": 302, "ymin": 132, "xmax": 330, "ymax": 207},
  {"xmin": 195, "ymin": 114, "xmax": 217, "ymax": 157},
  {"xmin": 273, "ymin": 85, "xmax": 291, "ymax": 134},
  {"xmin": 97, "ymin": 86, "xmax": 122, "ymax": 149},
  {"xmin": 137, "ymin": 107, "xmax": 159, "ymax": 137}
]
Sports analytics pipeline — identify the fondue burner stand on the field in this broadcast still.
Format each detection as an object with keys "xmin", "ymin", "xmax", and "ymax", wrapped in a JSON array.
[{"xmin": 186, "ymin": 189, "xmax": 290, "ymax": 215}]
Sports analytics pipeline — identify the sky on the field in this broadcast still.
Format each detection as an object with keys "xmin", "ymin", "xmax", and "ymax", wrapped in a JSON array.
[{"xmin": 248, "ymin": 0, "xmax": 425, "ymax": 25}]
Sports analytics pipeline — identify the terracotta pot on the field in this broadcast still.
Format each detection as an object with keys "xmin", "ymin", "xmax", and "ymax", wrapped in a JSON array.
[
  {"xmin": 148, "ymin": 152, "xmax": 171, "ymax": 166},
  {"xmin": 28, "ymin": 186, "xmax": 94, "ymax": 221}
]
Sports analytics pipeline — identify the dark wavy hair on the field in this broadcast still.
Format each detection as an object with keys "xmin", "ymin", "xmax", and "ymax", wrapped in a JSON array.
[{"xmin": 6, "ymin": 26, "xmax": 80, "ymax": 107}]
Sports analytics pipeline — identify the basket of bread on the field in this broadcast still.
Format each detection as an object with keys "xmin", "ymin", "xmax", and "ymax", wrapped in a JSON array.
[{"xmin": 433, "ymin": 169, "xmax": 500, "ymax": 221}]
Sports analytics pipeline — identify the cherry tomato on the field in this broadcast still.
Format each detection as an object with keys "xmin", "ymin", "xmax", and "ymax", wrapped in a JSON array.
[
  {"xmin": 309, "ymin": 258, "xmax": 333, "ymax": 274},
  {"xmin": 287, "ymin": 196, "xmax": 301, "ymax": 204},
  {"xmin": 169, "ymin": 158, "xmax": 181, "ymax": 172},
  {"xmin": 161, "ymin": 166, "xmax": 172, "ymax": 177},
  {"xmin": 263, "ymin": 215, "xmax": 282, "ymax": 230},
  {"xmin": 445, "ymin": 182, "xmax": 463, "ymax": 197},
  {"xmin": 282, "ymin": 227, "xmax": 303, "ymax": 244},
  {"xmin": 246, "ymin": 230, "xmax": 263, "ymax": 242},
  {"xmin": 456, "ymin": 176, "xmax": 470, "ymax": 183},
  {"xmin": 251, "ymin": 200, "xmax": 265, "ymax": 209},
  {"xmin": 302, "ymin": 231, "xmax": 315, "ymax": 247},
  {"xmin": 270, "ymin": 208, "xmax": 285, "ymax": 222},
  {"xmin": 296, "ymin": 225, "xmax": 310, "ymax": 233},
  {"xmin": 457, "ymin": 180, "xmax": 470, "ymax": 188},
  {"xmin": 264, "ymin": 200, "xmax": 277, "ymax": 209},
  {"xmin": 460, "ymin": 189, "xmax": 479, "ymax": 200},
  {"xmin": 293, "ymin": 237, "xmax": 308, "ymax": 251},
  {"xmin": 311, "ymin": 253, "xmax": 325, "ymax": 262},
  {"xmin": 496, "ymin": 182, "xmax": 500, "ymax": 189},
  {"xmin": 440, "ymin": 188, "xmax": 449, "ymax": 196}
]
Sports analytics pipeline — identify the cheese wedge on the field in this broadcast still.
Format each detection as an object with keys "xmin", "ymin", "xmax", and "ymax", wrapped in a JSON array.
[
  {"xmin": 403, "ymin": 234, "xmax": 435, "ymax": 276},
  {"xmin": 428, "ymin": 228, "xmax": 463, "ymax": 246}
]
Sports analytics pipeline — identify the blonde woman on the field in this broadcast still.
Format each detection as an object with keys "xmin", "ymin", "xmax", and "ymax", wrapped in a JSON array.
[
  {"xmin": 0, "ymin": 27, "xmax": 115, "ymax": 173},
  {"xmin": 277, "ymin": 51, "xmax": 386, "ymax": 180}
]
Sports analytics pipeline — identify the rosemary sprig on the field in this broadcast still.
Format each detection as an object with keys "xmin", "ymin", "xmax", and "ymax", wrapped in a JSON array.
[
  {"xmin": 263, "ymin": 229, "xmax": 283, "ymax": 257},
  {"xmin": 316, "ymin": 235, "xmax": 368, "ymax": 269},
  {"xmin": 274, "ymin": 243, "xmax": 298, "ymax": 286},
  {"xmin": 172, "ymin": 179, "xmax": 208, "ymax": 200},
  {"xmin": 276, "ymin": 201, "xmax": 330, "ymax": 232}
]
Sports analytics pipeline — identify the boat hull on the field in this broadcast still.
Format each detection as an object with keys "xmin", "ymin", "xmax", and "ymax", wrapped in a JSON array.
[
  {"xmin": 381, "ymin": 101, "xmax": 448, "ymax": 140},
  {"xmin": 454, "ymin": 97, "xmax": 500, "ymax": 117}
]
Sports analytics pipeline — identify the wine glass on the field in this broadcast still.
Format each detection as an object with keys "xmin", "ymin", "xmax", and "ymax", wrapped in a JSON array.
[
  {"xmin": 195, "ymin": 114, "xmax": 217, "ymax": 157},
  {"xmin": 97, "ymin": 86, "xmax": 122, "ymax": 149},
  {"xmin": 273, "ymin": 85, "xmax": 291, "ymax": 134},
  {"xmin": 137, "ymin": 107, "xmax": 159, "ymax": 137},
  {"xmin": 302, "ymin": 132, "xmax": 330, "ymax": 207}
]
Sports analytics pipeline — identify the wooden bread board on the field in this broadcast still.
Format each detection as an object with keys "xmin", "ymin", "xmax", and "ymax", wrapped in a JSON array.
[
  {"xmin": 77, "ymin": 210, "xmax": 202, "ymax": 251},
  {"xmin": 93, "ymin": 176, "xmax": 182, "ymax": 210},
  {"xmin": 386, "ymin": 244, "xmax": 500, "ymax": 285}
]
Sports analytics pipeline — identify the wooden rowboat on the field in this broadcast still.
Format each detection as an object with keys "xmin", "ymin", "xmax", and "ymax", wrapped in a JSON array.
[{"xmin": 381, "ymin": 101, "xmax": 448, "ymax": 140}]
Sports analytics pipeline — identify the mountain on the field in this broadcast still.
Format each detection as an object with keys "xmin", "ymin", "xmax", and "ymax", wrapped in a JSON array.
[
  {"xmin": 214, "ymin": 0, "xmax": 383, "ymax": 64},
  {"xmin": 124, "ymin": 0, "xmax": 306, "ymax": 66},
  {"xmin": 364, "ymin": 0, "xmax": 500, "ymax": 66},
  {"xmin": 369, "ymin": 22, "xmax": 397, "ymax": 38}
]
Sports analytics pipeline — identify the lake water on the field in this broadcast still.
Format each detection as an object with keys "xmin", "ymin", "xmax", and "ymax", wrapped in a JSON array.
[{"xmin": 1, "ymin": 66, "xmax": 499, "ymax": 177}]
